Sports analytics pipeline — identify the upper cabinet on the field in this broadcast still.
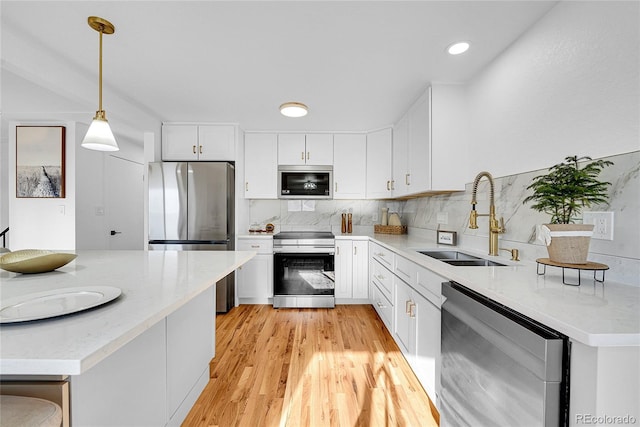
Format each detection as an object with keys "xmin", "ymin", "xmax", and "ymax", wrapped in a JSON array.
[
  {"xmin": 366, "ymin": 128, "xmax": 393, "ymax": 199},
  {"xmin": 391, "ymin": 116, "xmax": 410, "ymax": 197},
  {"xmin": 333, "ymin": 134, "xmax": 366, "ymax": 199},
  {"xmin": 244, "ymin": 133, "xmax": 278, "ymax": 199},
  {"xmin": 162, "ymin": 123, "xmax": 235, "ymax": 161},
  {"xmin": 392, "ymin": 91, "xmax": 430, "ymax": 197},
  {"xmin": 278, "ymin": 134, "xmax": 333, "ymax": 165},
  {"xmin": 392, "ymin": 85, "xmax": 468, "ymax": 197},
  {"xmin": 430, "ymin": 84, "xmax": 469, "ymax": 190}
]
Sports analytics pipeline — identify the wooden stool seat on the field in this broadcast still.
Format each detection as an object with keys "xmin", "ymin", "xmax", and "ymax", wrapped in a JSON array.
[{"xmin": 0, "ymin": 395, "xmax": 62, "ymax": 427}]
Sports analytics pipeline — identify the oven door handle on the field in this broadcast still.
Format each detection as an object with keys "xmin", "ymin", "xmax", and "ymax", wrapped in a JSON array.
[{"xmin": 273, "ymin": 248, "xmax": 335, "ymax": 254}]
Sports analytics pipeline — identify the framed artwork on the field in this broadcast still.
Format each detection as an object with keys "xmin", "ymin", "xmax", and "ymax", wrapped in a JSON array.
[{"xmin": 16, "ymin": 126, "xmax": 66, "ymax": 198}]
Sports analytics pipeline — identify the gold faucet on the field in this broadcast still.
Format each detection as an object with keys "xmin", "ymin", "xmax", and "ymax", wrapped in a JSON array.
[{"xmin": 469, "ymin": 171, "xmax": 505, "ymax": 256}]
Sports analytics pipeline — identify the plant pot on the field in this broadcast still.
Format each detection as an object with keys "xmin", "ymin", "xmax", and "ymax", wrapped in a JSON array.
[{"xmin": 540, "ymin": 224, "xmax": 594, "ymax": 264}]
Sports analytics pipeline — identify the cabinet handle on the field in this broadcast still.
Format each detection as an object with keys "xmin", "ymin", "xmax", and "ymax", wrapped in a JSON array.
[
  {"xmin": 245, "ymin": 182, "xmax": 249, "ymax": 192},
  {"xmin": 307, "ymin": 152, "xmax": 310, "ymax": 160},
  {"xmin": 405, "ymin": 174, "xmax": 410, "ymax": 186},
  {"xmin": 301, "ymin": 152, "xmax": 305, "ymax": 160},
  {"xmin": 199, "ymin": 145, "xmax": 203, "ymax": 154},
  {"xmin": 337, "ymin": 246, "xmax": 340, "ymax": 255},
  {"xmin": 386, "ymin": 180, "xmax": 391, "ymax": 191},
  {"xmin": 391, "ymin": 180, "xmax": 395, "ymax": 190},
  {"xmin": 354, "ymin": 246, "xmax": 357, "ymax": 255},
  {"xmin": 193, "ymin": 145, "xmax": 197, "ymax": 154},
  {"xmin": 406, "ymin": 300, "xmax": 411, "ymax": 314},
  {"xmin": 375, "ymin": 274, "xmax": 385, "ymax": 281},
  {"xmin": 377, "ymin": 301, "xmax": 386, "ymax": 309},
  {"xmin": 409, "ymin": 302, "xmax": 416, "ymax": 318},
  {"xmin": 335, "ymin": 182, "xmax": 338, "ymax": 192},
  {"xmin": 251, "ymin": 245, "xmax": 260, "ymax": 248}
]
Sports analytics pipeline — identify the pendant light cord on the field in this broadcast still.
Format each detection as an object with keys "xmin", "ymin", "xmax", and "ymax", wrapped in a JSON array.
[{"xmin": 98, "ymin": 25, "xmax": 103, "ymax": 113}]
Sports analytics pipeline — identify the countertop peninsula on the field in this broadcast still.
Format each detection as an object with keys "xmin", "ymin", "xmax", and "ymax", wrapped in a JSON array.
[
  {"xmin": 343, "ymin": 232, "xmax": 640, "ymax": 347},
  {"xmin": 0, "ymin": 250, "xmax": 255, "ymax": 376}
]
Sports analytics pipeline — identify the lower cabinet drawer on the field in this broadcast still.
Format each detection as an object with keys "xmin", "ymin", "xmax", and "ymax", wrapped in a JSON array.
[
  {"xmin": 370, "ymin": 242, "xmax": 395, "ymax": 270},
  {"xmin": 371, "ymin": 282, "xmax": 393, "ymax": 331},
  {"xmin": 237, "ymin": 238, "xmax": 273, "ymax": 254},
  {"xmin": 371, "ymin": 259, "xmax": 393, "ymax": 301}
]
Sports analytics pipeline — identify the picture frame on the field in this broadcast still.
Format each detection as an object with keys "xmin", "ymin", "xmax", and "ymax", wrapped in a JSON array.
[{"xmin": 16, "ymin": 126, "xmax": 66, "ymax": 198}]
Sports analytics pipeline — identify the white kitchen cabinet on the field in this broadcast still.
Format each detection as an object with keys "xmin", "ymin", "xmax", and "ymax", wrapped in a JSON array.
[
  {"xmin": 366, "ymin": 128, "xmax": 393, "ymax": 199},
  {"xmin": 392, "ymin": 91, "xmax": 430, "ymax": 197},
  {"xmin": 244, "ymin": 133, "xmax": 278, "ymax": 199},
  {"xmin": 369, "ymin": 241, "xmax": 442, "ymax": 407},
  {"xmin": 430, "ymin": 83, "xmax": 470, "ymax": 190},
  {"xmin": 335, "ymin": 238, "xmax": 369, "ymax": 300},
  {"xmin": 394, "ymin": 276, "xmax": 414, "ymax": 355},
  {"xmin": 369, "ymin": 242, "xmax": 395, "ymax": 332},
  {"xmin": 352, "ymin": 240, "xmax": 369, "ymax": 298},
  {"xmin": 391, "ymin": 85, "xmax": 468, "ymax": 197},
  {"xmin": 236, "ymin": 236, "xmax": 274, "ymax": 303},
  {"xmin": 71, "ymin": 321, "xmax": 167, "ymax": 426},
  {"xmin": 162, "ymin": 123, "xmax": 235, "ymax": 161},
  {"xmin": 70, "ymin": 286, "xmax": 215, "ymax": 426},
  {"xmin": 332, "ymin": 133, "xmax": 366, "ymax": 199},
  {"xmin": 277, "ymin": 133, "xmax": 333, "ymax": 165},
  {"xmin": 166, "ymin": 286, "xmax": 215, "ymax": 422},
  {"xmin": 391, "ymin": 115, "xmax": 409, "ymax": 197},
  {"xmin": 393, "ymin": 265, "xmax": 441, "ymax": 408},
  {"xmin": 370, "ymin": 276, "xmax": 394, "ymax": 331},
  {"xmin": 413, "ymin": 265, "xmax": 442, "ymax": 405}
]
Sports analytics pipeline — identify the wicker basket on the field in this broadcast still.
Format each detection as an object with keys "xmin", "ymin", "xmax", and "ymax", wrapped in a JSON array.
[
  {"xmin": 544, "ymin": 224, "xmax": 594, "ymax": 264},
  {"xmin": 374, "ymin": 224, "xmax": 407, "ymax": 235}
]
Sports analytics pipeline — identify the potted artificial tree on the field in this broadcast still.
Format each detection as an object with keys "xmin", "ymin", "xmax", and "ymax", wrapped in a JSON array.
[{"xmin": 523, "ymin": 155, "xmax": 613, "ymax": 264}]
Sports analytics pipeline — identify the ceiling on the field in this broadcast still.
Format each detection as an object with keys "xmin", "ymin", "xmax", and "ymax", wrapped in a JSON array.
[{"xmin": 2, "ymin": 1, "xmax": 558, "ymax": 134}]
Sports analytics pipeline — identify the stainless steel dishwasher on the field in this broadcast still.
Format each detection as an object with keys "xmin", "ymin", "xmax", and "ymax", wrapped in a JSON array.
[{"xmin": 440, "ymin": 281, "xmax": 570, "ymax": 426}]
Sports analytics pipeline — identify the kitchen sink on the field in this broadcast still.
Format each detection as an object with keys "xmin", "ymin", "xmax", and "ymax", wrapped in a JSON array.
[
  {"xmin": 417, "ymin": 250, "xmax": 481, "ymax": 261},
  {"xmin": 442, "ymin": 259, "xmax": 506, "ymax": 267},
  {"xmin": 416, "ymin": 250, "xmax": 506, "ymax": 267}
]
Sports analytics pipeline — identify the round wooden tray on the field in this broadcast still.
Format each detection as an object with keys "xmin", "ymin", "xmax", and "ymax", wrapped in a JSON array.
[
  {"xmin": 536, "ymin": 258, "xmax": 609, "ymax": 270},
  {"xmin": 536, "ymin": 258, "xmax": 609, "ymax": 286}
]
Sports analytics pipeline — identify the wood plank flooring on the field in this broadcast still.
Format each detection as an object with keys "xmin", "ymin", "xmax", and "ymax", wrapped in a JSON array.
[{"xmin": 182, "ymin": 304, "xmax": 439, "ymax": 427}]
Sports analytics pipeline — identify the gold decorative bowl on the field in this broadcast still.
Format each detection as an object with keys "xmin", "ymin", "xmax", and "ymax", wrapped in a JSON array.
[{"xmin": 0, "ymin": 250, "xmax": 77, "ymax": 274}]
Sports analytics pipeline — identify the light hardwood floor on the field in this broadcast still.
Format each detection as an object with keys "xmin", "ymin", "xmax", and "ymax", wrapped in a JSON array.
[{"xmin": 182, "ymin": 304, "xmax": 439, "ymax": 427}]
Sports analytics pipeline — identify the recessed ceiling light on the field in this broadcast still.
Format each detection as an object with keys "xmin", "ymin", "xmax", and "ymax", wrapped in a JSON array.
[
  {"xmin": 280, "ymin": 102, "xmax": 308, "ymax": 118},
  {"xmin": 447, "ymin": 41, "xmax": 470, "ymax": 55}
]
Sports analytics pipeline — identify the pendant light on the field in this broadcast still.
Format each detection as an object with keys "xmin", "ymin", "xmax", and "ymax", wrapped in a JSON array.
[{"xmin": 82, "ymin": 16, "xmax": 119, "ymax": 151}]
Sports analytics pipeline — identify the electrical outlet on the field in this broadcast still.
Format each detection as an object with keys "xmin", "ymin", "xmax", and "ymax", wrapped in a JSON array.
[
  {"xmin": 583, "ymin": 211, "xmax": 614, "ymax": 240},
  {"xmin": 437, "ymin": 212, "xmax": 449, "ymax": 225},
  {"xmin": 372, "ymin": 213, "xmax": 378, "ymax": 222}
]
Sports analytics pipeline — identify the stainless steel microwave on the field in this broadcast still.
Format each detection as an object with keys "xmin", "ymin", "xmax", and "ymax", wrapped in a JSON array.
[{"xmin": 278, "ymin": 165, "xmax": 333, "ymax": 199}]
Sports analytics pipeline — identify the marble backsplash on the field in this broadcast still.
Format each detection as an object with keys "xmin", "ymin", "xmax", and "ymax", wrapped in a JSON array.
[{"xmin": 248, "ymin": 151, "xmax": 639, "ymax": 286}]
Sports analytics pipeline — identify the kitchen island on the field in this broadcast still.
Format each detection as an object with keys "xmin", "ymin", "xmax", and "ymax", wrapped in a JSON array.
[{"xmin": 0, "ymin": 250, "xmax": 255, "ymax": 426}]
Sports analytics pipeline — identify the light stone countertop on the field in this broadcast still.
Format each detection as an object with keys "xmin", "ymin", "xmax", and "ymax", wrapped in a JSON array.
[
  {"xmin": 0, "ymin": 250, "xmax": 255, "ymax": 376},
  {"xmin": 338, "ymin": 232, "xmax": 640, "ymax": 347}
]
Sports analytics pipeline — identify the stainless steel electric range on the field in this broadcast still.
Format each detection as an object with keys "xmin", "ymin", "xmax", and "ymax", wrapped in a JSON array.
[{"xmin": 272, "ymin": 231, "xmax": 335, "ymax": 308}]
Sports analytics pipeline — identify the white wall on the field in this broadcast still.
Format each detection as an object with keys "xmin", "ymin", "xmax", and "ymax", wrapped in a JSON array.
[
  {"xmin": 0, "ymin": 123, "xmax": 9, "ymax": 242},
  {"xmin": 466, "ymin": 1, "xmax": 640, "ymax": 177},
  {"xmin": 9, "ymin": 121, "xmax": 77, "ymax": 250}
]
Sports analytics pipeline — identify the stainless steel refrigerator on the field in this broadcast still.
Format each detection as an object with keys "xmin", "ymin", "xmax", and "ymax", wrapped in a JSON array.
[{"xmin": 148, "ymin": 161, "xmax": 235, "ymax": 312}]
